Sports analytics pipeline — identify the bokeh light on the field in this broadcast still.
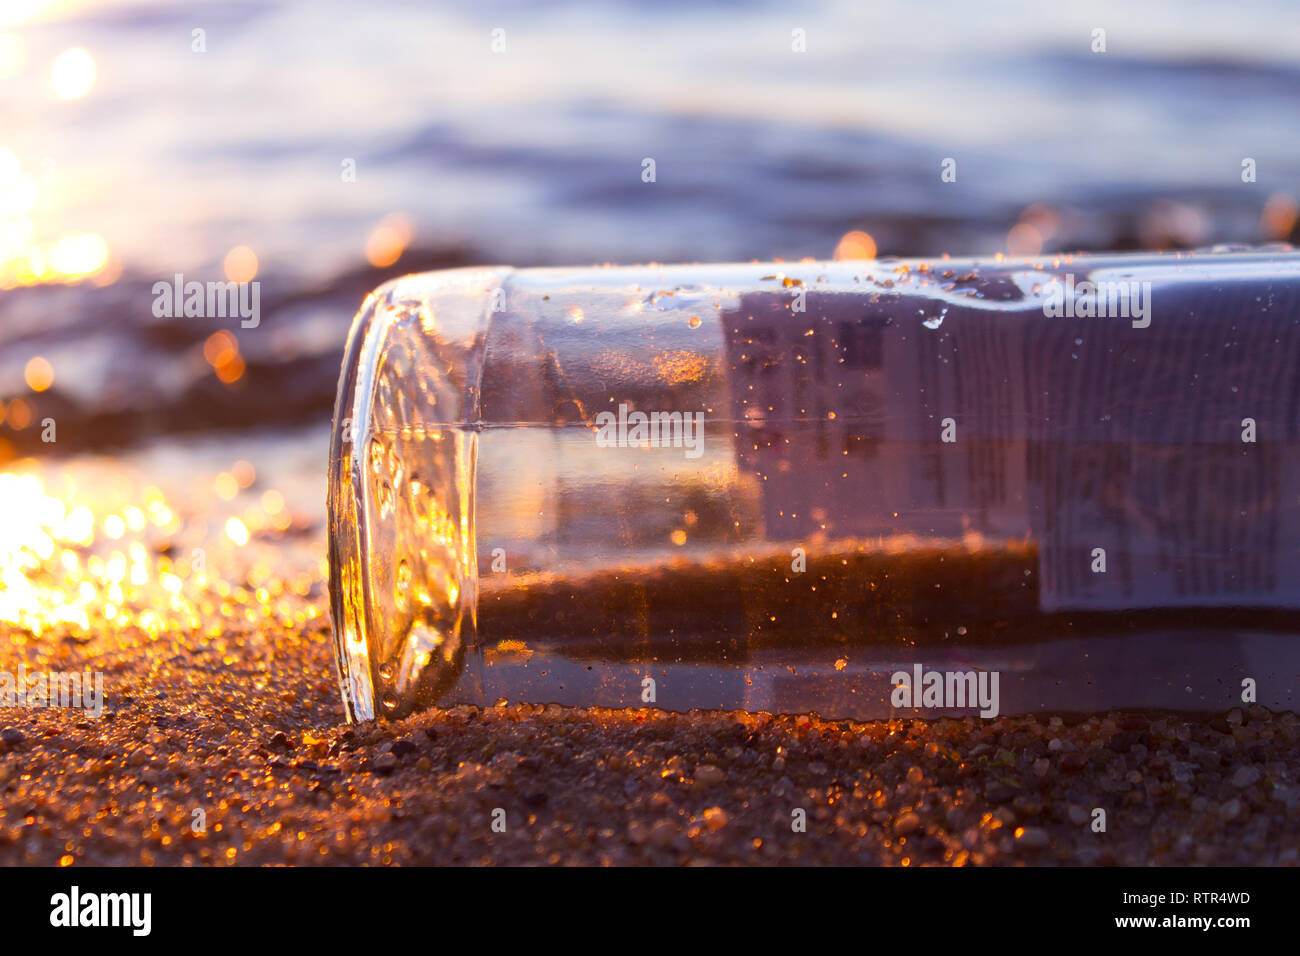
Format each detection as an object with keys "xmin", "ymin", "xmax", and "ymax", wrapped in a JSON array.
[
  {"xmin": 51, "ymin": 47, "xmax": 95, "ymax": 100},
  {"xmin": 24, "ymin": 355, "xmax": 53, "ymax": 392},
  {"xmin": 224, "ymin": 245, "xmax": 258, "ymax": 283},
  {"xmin": 365, "ymin": 214, "xmax": 413, "ymax": 268},
  {"xmin": 49, "ymin": 232, "xmax": 108, "ymax": 276},
  {"xmin": 1262, "ymin": 193, "xmax": 1298, "ymax": 240},
  {"xmin": 1006, "ymin": 222, "xmax": 1043, "ymax": 256},
  {"xmin": 833, "ymin": 230, "xmax": 877, "ymax": 260}
]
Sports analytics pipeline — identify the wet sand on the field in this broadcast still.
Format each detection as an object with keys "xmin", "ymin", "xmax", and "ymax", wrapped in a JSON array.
[{"xmin": 1, "ymin": 604, "xmax": 1296, "ymax": 866}]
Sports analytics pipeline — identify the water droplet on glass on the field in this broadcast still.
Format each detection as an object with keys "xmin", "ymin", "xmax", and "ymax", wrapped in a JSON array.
[{"xmin": 921, "ymin": 306, "xmax": 947, "ymax": 330}]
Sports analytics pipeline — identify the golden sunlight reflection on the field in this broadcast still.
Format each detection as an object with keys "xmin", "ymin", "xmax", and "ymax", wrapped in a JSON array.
[
  {"xmin": 0, "ymin": 145, "xmax": 112, "ymax": 287},
  {"xmin": 49, "ymin": 231, "xmax": 108, "ymax": 275},
  {"xmin": 225, "ymin": 517, "xmax": 250, "ymax": 547},
  {"xmin": 0, "ymin": 459, "xmax": 321, "ymax": 639}
]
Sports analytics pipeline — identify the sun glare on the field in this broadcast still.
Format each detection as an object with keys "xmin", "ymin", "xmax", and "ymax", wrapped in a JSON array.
[{"xmin": 51, "ymin": 46, "xmax": 95, "ymax": 100}]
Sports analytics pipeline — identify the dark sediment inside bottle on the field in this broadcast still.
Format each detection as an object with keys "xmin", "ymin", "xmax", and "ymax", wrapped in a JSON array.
[{"xmin": 462, "ymin": 539, "xmax": 1299, "ymax": 719}]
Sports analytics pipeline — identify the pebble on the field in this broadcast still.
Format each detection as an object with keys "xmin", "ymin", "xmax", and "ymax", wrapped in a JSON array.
[
  {"xmin": 1015, "ymin": 826, "xmax": 1050, "ymax": 848},
  {"xmin": 694, "ymin": 764, "xmax": 725, "ymax": 787},
  {"xmin": 985, "ymin": 784, "xmax": 1016, "ymax": 803},
  {"xmin": 702, "ymin": 807, "xmax": 729, "ymax": 832},
  {"xmin": 893, "ymin": 812, "xmax": 921, "ymax": 836},
  {"xmin": 649, "ymin": 819, "xmax": 677, "ymax": 848},
  {"xmin": 1060, "ymin": 751, "xmax": 1088, "ymax": 773},
  {"xmin": 1231, "ymin": 766, "xmax": 1261, "ymax": 789}
]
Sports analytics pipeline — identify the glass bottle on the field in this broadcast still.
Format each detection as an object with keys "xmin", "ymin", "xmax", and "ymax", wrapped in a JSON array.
[{"xmin": 329, "ymin": 251, "xmax": 1300, "ymax": 722}]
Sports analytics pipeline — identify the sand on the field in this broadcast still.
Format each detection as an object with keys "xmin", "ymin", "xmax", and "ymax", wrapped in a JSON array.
[
  {"xmin": 1, "ymin": 602, "xmax": 1297, "ymax": 865},
  {"xmin": 0, "ymin": 447, "xmax": 1296, "ymax": 866}
]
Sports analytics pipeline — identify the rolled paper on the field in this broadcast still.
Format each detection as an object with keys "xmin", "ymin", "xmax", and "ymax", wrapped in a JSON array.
[{"xmin": 328, "ymin": 251, "xmax": 1300, "ymax": 722}]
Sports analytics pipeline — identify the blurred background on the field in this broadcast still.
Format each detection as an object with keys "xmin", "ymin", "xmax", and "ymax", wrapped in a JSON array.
[
  {"xmin": 1, "ymin": 0, "xmax": 1299, "ymax": 633},
  {"xmin": 3, "ymin": 0, "xmax": 1300, "ymax": 454}
]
